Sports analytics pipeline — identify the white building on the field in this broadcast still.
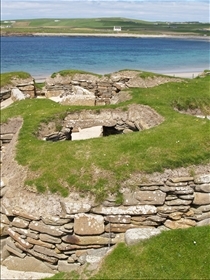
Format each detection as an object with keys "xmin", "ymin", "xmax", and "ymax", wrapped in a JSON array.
[{"xmin": 113, "ymin": 26, "xmax": 121, "ymax": 32}]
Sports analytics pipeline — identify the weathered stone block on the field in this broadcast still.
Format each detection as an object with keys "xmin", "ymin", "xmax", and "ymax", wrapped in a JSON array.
[
  {"xmin": 42, "ymin": 216, "xmax": 72, "ymax": 226},
  {"xmin": 56, "ymin": 243, "xmax": 101, "ymax": 251},
  {"xmin": 58, "ymin": 261, "xmax": 80, "ymax": 272},
  {"xmin": 11, "ymin": 227, "xmax": 28, "ymax": 236},
  {"xmin": 105, "ymin": 223, "xmax": 138, "ymax": 233},
  {"xmin": 125, "ymin": 228, "xmax": 161, "ymax": 245},
  {"xmin": 27, "ymin": 237, "xmax": 55, "ymax": 249},
  {"xmin": 170, "ymin": 177, "xmax": 193, "ymax": 183},
  {"xmin": 178, "ymin": 194, "xmax": 194, "ymax": 200},
  {"xmin": 195, "ymin": 205, "xmax": 210, "ymax": 213},
  {"xmin": 195, "ymin": 184, "xmax": 210, "ymax": 193},
  {"xmin": 165, "ymin": 195, "xmax": 177, "ymax": 200},
  {"xmin": 193, "ymin": 212, "xmax": 210, "ymax": 221},
  {"xmin": 157, "ymin": 205, "xmax": 190, "ymax": 214},
  {"xmin": 196, "ymin": 218, "xmax": 210, "ymax": 226},
  {"xmin": 194, "ymin": 174, "xmax": 210, "ymax": 184},
  {"xmin": 11, "ymin": 217, "xmax": 29, "ymax": 228},
  {"xmin": 135, "ymin": 190, "xmax": 166, "ymax": 205},
  {"xmin": 193, "ymin": 192, "xmax": 210, "ymax": 205},
  {"xmin": 7, "ymin": 228, "xmax": 33, "ymax": 249},
  {"xmin": 1, "ymin": 214, "xmax": 10, "ymax": 225},
  {"xmin": 166, "ymin": 181, "xmax": 188, "ymax": 187},
  {"xmin": 29, "ymin": 221, "xmax": 63, "ymax": 237},
  {"xmin": 165, "ymin": 199, "xmax": 191, "ymax": 206},
  {"xmin": 168, "ymin": 212, "xmax": 183, "ymax": 220},
  {"xmin": 33, "ymin": 245, "xmax": 68, "ymax": 260},
  {"xmin": 62, "ymin": 234, "xmax": 120, "ymax": 245},
  {"xmin": 104, "ymin": 215, "xmax": 131, "ymax": 224},
  {"xmin": 147, "ymin": 215, "xmax": 166, "ymax": 222},
  {"xmin": 6, "ymin": 237, "xmax": 23, "ymax": 252},
  {"xmin": 139, "ymin": 185, "xmax": 159, "ymax": 191},
  {"xmin": 74, "ymin": 214, "xmax": 104, "ymax": 235},
  {"xmin": 174, "ymin": 187, "xmax": 194, "ymax": 195},
  {"xmin": 40, "ymin": 233, "xmax": 62, "ymax": 244},
  {"xmin": 61, "ymin": 202, "xmax": 91, "ymax": 214},
  {"xmin": 6, "ymin": 244, "xmax": 26, "ymax": 258},
  {"xmin": 0, "ymin": 133, "xmax": 14, "ymax": 141},
  {"xmin": 12, "ymin": 208, "xmax": 40, "ymax": 221},
  {"xmin": 131, "ymin": 216, "xmax": 146, "ymax": 222},
  {"xmin": 2, "ymin": 255, "xmax": 55, "ymax": 273},
  {"xmin": 164, "ymin": 218, "xmax": 196, "ymax": 229},
  {"xmin": 12, "ymin": 227, "xmax": 39, "ymax": 240},
  {"xmin": 18, "ymin": 85, "xmax": 34, "ymax": 91},
  {"xmin": 91, "ymin": 205, "xmax": 157, "ymax": 215},
  {"xmin": 29, "ymin": 249, "xmax": 58, "ymax": 264}
]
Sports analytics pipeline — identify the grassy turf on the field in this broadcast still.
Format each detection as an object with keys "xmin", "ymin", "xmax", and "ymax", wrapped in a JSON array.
[
  {"xmin": 42, "ymin": 225, "xmax": 210, "ymax": 280},
  {"xmin": 51, "ymin": 69, "xmax": 102, "ymax": 78},
  {"xmin": 0, "ymin": 71, "xmax": 31, "ymax": 87},
  {"xmin": 91, "ymin": 226, "xmax": 210, "ymax": 280},
  {"xmin": 1, "ymin": 71, "xmax": 210, "ymax": 199}
]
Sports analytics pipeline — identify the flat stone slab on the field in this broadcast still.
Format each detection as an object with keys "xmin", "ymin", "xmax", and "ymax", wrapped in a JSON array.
[
  {"xmin": 125, "ymin": 228, "xmax": 161, "ymax": 245},
  {"xmin": 92, "ymin": 205, "xmax": 157, "ymax": 215}
]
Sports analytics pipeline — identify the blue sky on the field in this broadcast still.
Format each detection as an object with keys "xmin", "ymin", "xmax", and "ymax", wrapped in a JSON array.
[{"xmin": 1, "ymin": 0, "xmax": 209, "ymax": 22}]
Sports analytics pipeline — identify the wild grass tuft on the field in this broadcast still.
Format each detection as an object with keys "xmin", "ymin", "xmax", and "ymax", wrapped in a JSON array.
[
  {"xmin": 0, "ymin": 71, "xmax": 31, "ymax": 87},
  {"xmin": 51, "ymin": 69, "xmax": 101, "ymax": 78}
]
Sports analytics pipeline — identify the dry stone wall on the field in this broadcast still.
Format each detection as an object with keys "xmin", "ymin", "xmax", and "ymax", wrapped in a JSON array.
[
  {"xmin": 1, "ymin": 71, "xmax": 181, "ymax": 106},
  {"xmin": 44, "ymin": 71, "xmax": 181, "ymax": 106},
  {"xmin": 0, "ymin": 77, "xmax": 36, "ymax": 102},
  {"xmin": 1, "ymin": 172, "xmax": 210, "ymax": 273}
]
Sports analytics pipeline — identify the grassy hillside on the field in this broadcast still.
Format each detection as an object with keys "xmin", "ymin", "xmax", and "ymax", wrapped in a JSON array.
[
  {"xmin": 1, "ymin": 17, "xmax": 209, "ymax": 36},
  {"xmin": 42, "ymin": 225, "xmax": 210, "ymax": 279},
  {"xmin": 1, "ymin": 70, "xmax": 210, "ymax": 200}
]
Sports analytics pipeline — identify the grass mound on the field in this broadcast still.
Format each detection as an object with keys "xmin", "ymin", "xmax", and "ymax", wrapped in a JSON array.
[
  {"xmin": 1, "ymin": 71, "xmax": 210, "ymax": 199},
  {"xmin": 0, "ymin": 71, "xmax": 31, "ymax": 87}
]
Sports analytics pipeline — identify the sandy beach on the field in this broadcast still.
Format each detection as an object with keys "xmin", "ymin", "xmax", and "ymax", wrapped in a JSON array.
[{"xmin": 32, "ymin": 32, "xmax": 210, "ymax": 41}]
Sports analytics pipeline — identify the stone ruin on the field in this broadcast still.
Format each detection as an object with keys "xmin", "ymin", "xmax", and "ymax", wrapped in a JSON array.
[
  {"xmin": 1, "ymin": 70, "xmax": 182, "ymax": 107},
  {"xmin": 38, "ymin": 104, "xmax": 165, "ymax": 141},
  {"xmin": 44, "ymin": 70, "xmax": 181, "ymax": 106},
  {"xmin": 0, "ymin": 118, "xmax": 210, "ymax": 274}
]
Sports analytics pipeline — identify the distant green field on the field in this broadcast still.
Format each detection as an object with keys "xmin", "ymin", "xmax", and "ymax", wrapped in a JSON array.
[{"xmin": 1, "ymin": 17, "xmax": 209, "ymax": 36}]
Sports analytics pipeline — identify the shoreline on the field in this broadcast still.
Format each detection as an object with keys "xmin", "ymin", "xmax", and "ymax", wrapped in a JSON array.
[{"xmin": 1, "ymin": 32, "xmax": 210, "ymax": 41}]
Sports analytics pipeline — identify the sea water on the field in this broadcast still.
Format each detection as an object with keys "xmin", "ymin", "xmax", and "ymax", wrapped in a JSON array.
[{"xmin": 1, "ymin": 36, "xmax": 209, "ymax": 79}]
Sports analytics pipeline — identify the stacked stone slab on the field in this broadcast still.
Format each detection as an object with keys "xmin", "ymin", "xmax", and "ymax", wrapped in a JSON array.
[
  {"xmin": 44, "ymin": 71, "xmax": 181, "ymax": 106},
  {"xmin": 1, "ymin": 173, "xmax": 209, "ymax": 272},
  {"xmin": 0, "ymin": 77, "xmax": 36, "ymax": 102}
]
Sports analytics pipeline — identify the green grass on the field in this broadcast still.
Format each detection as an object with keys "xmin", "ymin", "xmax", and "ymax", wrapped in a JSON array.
[
  {"xmin": 42, "ymin": 226, "xmax": 210, "ymax": 280},
  {"xmin": 0, "ymin": 71, "xmax": 31, "ymax": 87},
  {"xmin": 1, "ymin": 71, "xmax": 210, "ymax": 199},
  {"xmin": 1, "ymin": 18, "xmax": 209, "ymax": 36},
  {"xmin": 91, "ymin": 226, "xmax": 210, "ymax": 280}
]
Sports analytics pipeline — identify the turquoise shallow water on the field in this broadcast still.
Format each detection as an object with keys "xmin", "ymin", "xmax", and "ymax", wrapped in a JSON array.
[{"xmin": 1, "ymin": 36, "xmax": 209, "ymax": 78}]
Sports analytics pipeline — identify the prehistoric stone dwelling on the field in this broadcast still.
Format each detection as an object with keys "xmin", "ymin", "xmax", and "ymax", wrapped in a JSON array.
[
  {"xmin": 0, "ymin": 71, "xmax": 209, "ymax": 274},
  {"xmin": 0, "ymin": 70, "xmax": 182, "ymax": 106},
  {"xmin": 0, "ymin": 121, "xmax": 209, "ymax": 273}
]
